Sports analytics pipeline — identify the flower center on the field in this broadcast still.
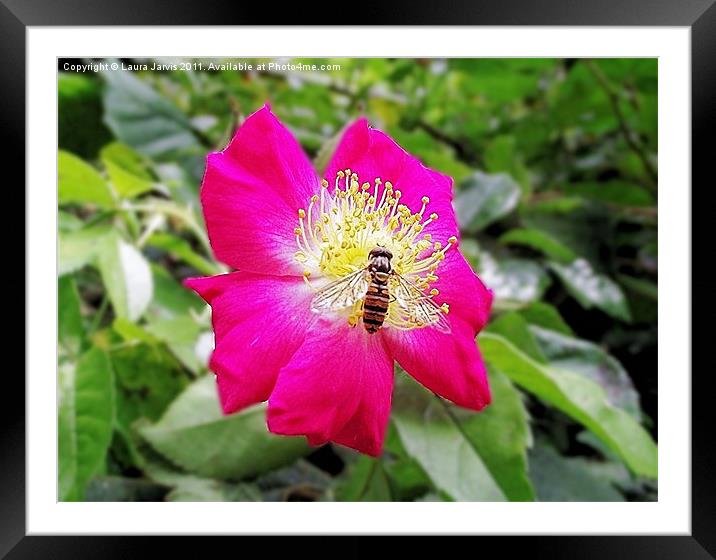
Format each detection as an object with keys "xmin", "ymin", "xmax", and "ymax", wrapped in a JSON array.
[{"xmin": 294, "ymin": 169, "xmax": 455, "ymax": 327}]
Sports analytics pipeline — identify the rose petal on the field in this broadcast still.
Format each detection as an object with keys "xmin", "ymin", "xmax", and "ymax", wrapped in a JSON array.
[
  {"xmin": 428, "ymin": 248, "xmax": 493, "ymax": 333},
  {"xmin": 384, "ymin": 316, "xmax": 491, "ymax": 411},
  {"xmin": 185, "ymin": 272, "xmax": 314, "ymax": 412},
  {"xmin": 325, "ymin": 119, "xmax": 458, "ymax": 243},
  {"xmin": 201, "ymin": 105, "xmax": 319, "ymax": 275},
  {"xmin": 267, "ymin": 321, "xmax": 393, "ymax": 456}
]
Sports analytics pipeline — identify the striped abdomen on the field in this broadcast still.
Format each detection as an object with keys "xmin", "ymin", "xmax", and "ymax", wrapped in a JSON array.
[{"xmin": 362, "ymin": 278, "xmax": 390, "ymax": 333}]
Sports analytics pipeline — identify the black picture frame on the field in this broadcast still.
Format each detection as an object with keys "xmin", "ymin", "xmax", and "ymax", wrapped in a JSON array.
[{"xmin": 6, "ymin": 0, "xmax": 712, "ymax": 556}]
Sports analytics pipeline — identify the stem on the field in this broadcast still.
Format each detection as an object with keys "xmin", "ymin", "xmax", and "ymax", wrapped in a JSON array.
[
  {"xmin": 136, "ymin": 213, "xmax": 165, "ymax": 249},
  {"xmin": 126, "ymin": 201, "xmax": 213, "ymax": 257},
  {"xmin": 584, "ymin": 60, "xmax": 658, "ymax": 191},
  {"xmin": 83, "ymin": 209, "xmax": 118, "ymax": 229},
  {"xmin": 89, "ymin": 295, "xmax": 110, "ymax": 333}
]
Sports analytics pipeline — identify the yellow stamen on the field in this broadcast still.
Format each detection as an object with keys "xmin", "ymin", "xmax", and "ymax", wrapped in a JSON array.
[{"xmin": 294, "ymin": 170, "xmax": 458, "ymax": 330}]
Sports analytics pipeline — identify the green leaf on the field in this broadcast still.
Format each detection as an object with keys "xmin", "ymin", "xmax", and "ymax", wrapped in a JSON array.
[
  {"xmin": 96, "ymin": 233, "xmax": 153, "ymax": 322},
  {"xmin": 336, "ymin": 457, "xmax": 393, "ymax": 501},
  {"xmin": 138, "ymin": 375, "xmax": 310, "ymax": 480},
  {"xmin": 58, "ymin": 150, "xmax": 114, "ymax": 208},
  {"xmin": 379, "ymin": 425, "xmax": 433, "ymax": 501},
  {"xmin": 478, "ymin": 251, "xmax": 551, "ymax": 309},
  {"xmin": 392, "ymin": 372, "xmax": 532, "ymax": 501},
  {"xmin": 145, "ymin": 316, "xmax": 205, "ymax": 373},
  {"xmin": 58, "ymin": 210, "xmax": 84, "ymax": 232},
  {"xmin": 458, "ymin": 238, "xmax": 482, "ymax": 270},
  {"xmin": 100, "ymin": 142, "xmax": 154, "ymax": 179},
  {"xmin": 499, "ymin": 228, "xmax": 577, "ymax": 263},
  {"xmin": 255, "ymin": 459, "xmax": 333, "ymax": 501},
  {"xmin": 618, "ymin": 274, "xmax": 658, "ymax": 301},
  {"xmin": 518, "ymin": 301, "xmax": 574, "ymax": 336},
  {"xmin": 617, "ymin": 274, "xmax": 659, "ymax": 324},
  {"xmin": 167, "ymin": 478, "xmax": 262, "ymax": 502},
  {"xmin": 147, "ymin": 263, "xmax": 207, "ymax": 319},
  {"xmin": 145, "ymin": 316, "xmax": 201, "ymax": 345},
  {"xmin": 382, "ymin": 460, "xmax": 431, "ymax": 501},
  {"xmin": 483, "ymin": 135, "xmax": 515, "ymax": 171},
  {"xmin": 58, "ymin": 73, "xmax": 112, "ymax": 159},
  {"xmin": 59, "ymin": 348, "xmax": 115, "ymax": 501},
  {"xmin": 149, "ymin": 264, "xmax": 204, "ymax": 319},
  {"xmin": 487, "ymin": 312, "xmax": 546, "ymax": 363},
  {"xmin": 576, "ymin": 430, "xmax": 622, "ymax": 462},
  {"xmin": 58, "ymin": 276, "xmax": 85, "ymax": 356},
  {"xmin": 391, "ymin": 128, "xmax": 474, "ymax": 184},
  {"xmin": 147, "ymin": 233, "xmax": 218, "ymax": 276},
  {"xmin": 111, "ymin": 343, "xmax": 189, "ymax": 434},
  {"xmin": 59, "ymin": 225, "xmax": 112, "ymax": 276},
  {"xmin": 392, "ymin": 405, "xmax": 505, "ymax": 501},
  {"xmin": 101, "ymin": 142, "xmax": 156, "ymax": 199},
  {"xmin": 549, "ymin": 259, "xmax": 631, "ymax": 321},
  {"xmin": 479, "ymin": 333, "xmax": 657, "ymax": 478},
  {"xmin": 455, "ymin": 171, "xmax": 521, "ymax": 232},
  {"xmin": 457, "ymin": 369, "xmax": 535, "ymax": 501},
  {"xmin": 459, "ymin": 60, "xmax": 546, "ymax": 103},
  {"xmin": 529, "ymin": 443, "xmax": 624, "ymax": 501},
  {"xmin": 488, "ymin": 314, "xmax": 642, "ymax": 419},
  {"xmin": 138, "ymin": 445, "xmax": 262, "ymax": 501},
  {"xmin": 102, "ymin": 65, "xmax": 202, "ymax": 159},
  {"xmin": 531, "ymin": 326, "xmax": 642, "ymax": 419},
  {"xmin": 112, "ymin": 318, "xmax": 160, "ymax": 345},
  {"xmin": 484, "ymin": 135, "xmax": 531, "ymax": 195},
  {"xmin": 562, "ymin": 181, "xmax": 654, "ymax": 207},
  {"xmin": 522, "ymin": 198, "xmax": 608, "ymax": 265},
  {"xmin": 552, "ymin": 62, "xmax": 618, "ymax": 136}
]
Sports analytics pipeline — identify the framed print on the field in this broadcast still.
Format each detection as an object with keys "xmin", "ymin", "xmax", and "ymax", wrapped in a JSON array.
[{"xmin": 7, "ymin": 0, "xmax": 713, "ymax": 555}]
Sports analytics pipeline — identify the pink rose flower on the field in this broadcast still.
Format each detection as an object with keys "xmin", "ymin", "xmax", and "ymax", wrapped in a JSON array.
[{"xmin": 185, "ymin": 105, "xmax": 493, "ymax": 457}]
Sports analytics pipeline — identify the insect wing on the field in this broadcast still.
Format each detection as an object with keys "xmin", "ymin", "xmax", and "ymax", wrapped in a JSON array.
[
  {"xmin": 392, "ymin": 274, "xmax": 452, "ymax": 334},
  {"xmin": 311, "ymin": 269, "xmax": 370, "ymax": 313}
]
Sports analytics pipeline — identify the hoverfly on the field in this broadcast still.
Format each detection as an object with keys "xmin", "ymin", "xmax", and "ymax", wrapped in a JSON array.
[{"xmin": 310, "ymin": 247, "xmax": 451, "ymax": 334}]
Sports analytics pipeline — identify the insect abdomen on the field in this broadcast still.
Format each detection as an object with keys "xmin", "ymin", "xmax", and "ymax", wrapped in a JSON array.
[{"xmin": 363, "ymin": 279, "xmax": 390, "ymax": 333}]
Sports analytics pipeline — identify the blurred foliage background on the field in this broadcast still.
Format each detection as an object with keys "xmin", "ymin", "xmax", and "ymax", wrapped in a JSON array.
[{"xmin": 58, "ymin": 57, "xmax": 657, "ymax": 502}]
